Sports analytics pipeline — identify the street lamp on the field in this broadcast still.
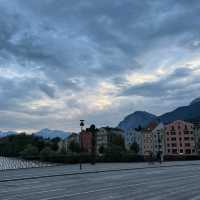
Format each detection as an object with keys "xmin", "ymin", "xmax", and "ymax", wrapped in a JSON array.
[{"xmin": 80, "ymin": 120, "xmax": 85, "ymax": 170}]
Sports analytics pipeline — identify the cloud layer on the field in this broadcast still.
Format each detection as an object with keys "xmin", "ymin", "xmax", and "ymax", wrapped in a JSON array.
[{"xmin": 0, "ymin": 0, "xmax": 200, "ymax": 132}]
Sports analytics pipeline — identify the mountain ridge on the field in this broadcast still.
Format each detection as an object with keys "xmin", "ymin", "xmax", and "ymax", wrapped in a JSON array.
[{"xmin": 118, "ymin": 98, "xmax": 200, "ymax": 132}]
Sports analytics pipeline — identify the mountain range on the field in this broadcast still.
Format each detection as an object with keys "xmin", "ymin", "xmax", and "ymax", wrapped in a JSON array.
[
  {"xmin": 0, "ymin": 131, "xmax": 17, "ymax": 138},
  {"xmin": 33, "ymin": 128, "xmax": 71, "ymax": 139},
  {"xmin": 119, "ymin": 97, "xmax": 200, "ymax": 132}
]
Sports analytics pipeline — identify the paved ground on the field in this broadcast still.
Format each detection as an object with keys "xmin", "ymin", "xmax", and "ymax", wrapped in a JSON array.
[{"xmin": 1, "ymin": 161, "xmax": 200, "ymax": 199}]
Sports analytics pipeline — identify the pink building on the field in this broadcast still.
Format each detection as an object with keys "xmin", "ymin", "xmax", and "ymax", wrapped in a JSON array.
[
  {"xmin": 80, "ymin": 130, "xmax": 93, "ymax": 153},
  {"xmin": 165, "ymin": 120, "xmax": 196, "ymax": 155}
]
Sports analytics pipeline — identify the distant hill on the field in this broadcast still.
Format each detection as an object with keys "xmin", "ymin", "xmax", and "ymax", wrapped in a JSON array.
[
  {"xmin": 118, "ymin": 97, "xmax": 200, "ymax": 132},
  {"xmin": 190, "ymin": 97, "xmax": 200, "ymax": 105},
  {"xmin": 118, "ymin": 111, "xmax": 157, "ymax": 132},
  {"xmin": 0, "ymin": 131, "xmax": 17, "ymax": 138},
  {"xmin": 33, "ymin": 129, "xmax": 71, "ymax": 140},
  {"xmin": 159, "ymin": 101, "xmax": 200, "ymax": 124}
]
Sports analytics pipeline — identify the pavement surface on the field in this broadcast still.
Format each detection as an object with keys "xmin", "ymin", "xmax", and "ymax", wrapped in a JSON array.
[{"xmin": 1, "ymin": 161, "xmax": 200, "ymax": 199}]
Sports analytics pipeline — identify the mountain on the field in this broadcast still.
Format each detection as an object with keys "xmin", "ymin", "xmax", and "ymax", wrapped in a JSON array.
[
  {"xmin": 159, "ymin": 101, "xmax": 200, "ymax": 124},
  {"xmin": 0, "ymin": 131, "xmax": 17, "ymax": 138},
  {"xmin": 33, "ymin": 129, "xmax": 71, "ymax": 140},
  {"xmin": 119, "ymin": 98, "xmax": 200, "ymax": 132},
  {"xmin": 118, "ymin": 111, "xmax": 157, "ymax": 132},
  {"xmin": 190, "ymin": 97, "xmax": 200, "ymax": 105}
]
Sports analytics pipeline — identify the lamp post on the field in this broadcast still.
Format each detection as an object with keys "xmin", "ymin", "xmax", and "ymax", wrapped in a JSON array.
[{"xmin": 80, "ymin": 120, "xmax": 85, "ymax": 170}]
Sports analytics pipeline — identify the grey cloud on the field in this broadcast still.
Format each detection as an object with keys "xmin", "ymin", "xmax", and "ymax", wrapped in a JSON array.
[
  {"xmin": 0, "ymin": 0, "xmax": 200, "ymax": 131},
  {"xmin": 120, "ymin": 67, "xmax": 199, "ymax": 98},
  {"xmin": 39, "ymin": 83, "xmax": 56, "ymax": 98}
]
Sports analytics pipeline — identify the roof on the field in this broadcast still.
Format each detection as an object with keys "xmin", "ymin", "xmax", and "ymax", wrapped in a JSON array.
[{"xmin": 144, "ymin": 122, "xmax": 158, "ymax": 131}]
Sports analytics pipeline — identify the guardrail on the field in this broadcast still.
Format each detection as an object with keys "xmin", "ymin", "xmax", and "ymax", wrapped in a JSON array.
[{"xmin": 0, "ymin": 157, "xmax": 54, "ymax": 170}]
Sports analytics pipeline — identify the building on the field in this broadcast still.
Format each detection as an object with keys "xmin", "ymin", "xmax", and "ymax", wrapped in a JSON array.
[
  {"xmin": 96, "ymin": 127, "xmax": 124, "ymax": 154},
  {"xmin": 152, "ymin": 123, "xmax": 165, "ymax": 159},
  {"xmin": 165, "ymin": 120, "xmax": 196, "ymax": 155},
  {"xmin": 193, "ymin": 121, "xmax": 200, "ymax": 154},
  {"xmin": 79, "ymin": 130, "xmax": 93, "ymax": 153},
  {"xmin": 58, "ymin": 133, "xmax": 79, "ymax": 153},
  {"xmin": 125, "ymin": 128, "xmax": 143, "ymax": 155},
  {"xmin": 143, "ymin": 122, "xmax": 158, "ymax": 157}
]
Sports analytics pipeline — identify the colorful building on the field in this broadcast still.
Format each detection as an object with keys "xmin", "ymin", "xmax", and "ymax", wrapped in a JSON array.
[
  {"xmin": 79, "ymin": 130, "xmax": 93, "ymax": 153},
  {"xmin": 143, "ymin": 122, "xmax": 158, "ymax": 157},
  {"xmin": 165, "ymin": 120, "xmax": 196, "ymax": 155},
  {"xmin": 193, "ymin": 121, "xmax": 200, "ymax": 154}
]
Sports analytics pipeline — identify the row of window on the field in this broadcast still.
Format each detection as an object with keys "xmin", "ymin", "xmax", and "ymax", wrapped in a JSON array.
[
  {"xmin": 167, "ymin": 143, "xmax": 192, "ymax": 147},
  {"xmin": 166, "ymin": 137, "xmax": 194, "ymax": 141},
  {"xmin": 166, "ymin": 131, "xmax": 193, "ymax": 135},
  {"xmin": 167, "ymin": 149, "xmax": 195, "ymax": 154}
]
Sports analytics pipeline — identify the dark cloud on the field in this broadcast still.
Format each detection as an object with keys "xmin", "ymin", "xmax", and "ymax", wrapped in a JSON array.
[
  {"xmin": 120, "ymin": 67, "xmax": 200, "ymax": 98},
  {"xmin": 0, "ymin": 0, "xmax": 199, "ymax": 131}
]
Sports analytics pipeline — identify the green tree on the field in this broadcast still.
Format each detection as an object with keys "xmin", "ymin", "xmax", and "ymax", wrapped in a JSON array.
[
  {"xmin": 98, "ymin": 145, "xmax": 105, "ymax": 154},
  {"xmin": 20, "ymin": 144, "xmax": 39, "ymax": 160},
  {"xmin": 130, "ymin": 142, "xmax": 140, "ymax": 154},
  {"xmin": 112, "ymin": 134, "xmax": 125, "ymax": 149},
  {"xmin": 68, "ymin": 141, "xmax": 80, "ymax": 153}
]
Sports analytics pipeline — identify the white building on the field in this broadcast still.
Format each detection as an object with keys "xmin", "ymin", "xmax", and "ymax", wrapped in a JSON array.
[
  {"xmin": 58, "ymin": 133, "xmax": 79, "ymax": 153},
  {"xmin": 125, "ymin": 128, "xmax": 143, "ymax": 155},
  {"xmin": 96, "ymin": 127, "xmax": 124, "ymax": 154},
  {"xmin": 152, "ymin": 123, "xmax": 165, "ymax": 159}
]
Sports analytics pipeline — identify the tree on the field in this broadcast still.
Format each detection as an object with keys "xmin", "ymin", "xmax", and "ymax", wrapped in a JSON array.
[
  {"xmin": 39, "ymin": 147, "xmax": 54, "ymax": 161},
  {"xmin": 89, "ymin": 124, "xmax": 98, "ymax": 164},
  {"xmin": 98, "ymin": 145, "xmax": 105, "ymax": 154},
  {"xmin": 130, "ymin": 142, "xmax": 140, "ymax": 154},
  {"xmin": 68, "ymin": 141, "xmax": 80, "ymax": 153},
  {"xmin": 20, "ymin": 144, "xmax": 39, "ymax": 160},
  {"xmin": 112, "ymin": 134, "xmax": 125, "ymax": 149}
]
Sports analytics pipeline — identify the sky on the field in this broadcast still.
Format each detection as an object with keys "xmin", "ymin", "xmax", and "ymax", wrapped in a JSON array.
[{"xmin": 0, "ymin": 0, "xmax": 200, "ymax": 133}]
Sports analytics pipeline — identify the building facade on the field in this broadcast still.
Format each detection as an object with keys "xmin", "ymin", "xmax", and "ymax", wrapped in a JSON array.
[
  {"xmin": 152, "ymin": 123, "xmax": 165, "ymax": 159},
  {"xmin": 125, "ymin": 128, "xmax": 143, "ymax": 155},
  {"xmin": 79, "ymin": 130, "xmax": 93, "ymax": 153},
  {"xmin": 96, "ymin": 127, "xmax": 124, "ymax": 154},
  {"xmin": 165, "ymin": 120, "xmax": 196, "ymax": 155},
  {"xmin": 58, "ymin": 133, "xmax": 79, "ymax": 153},
  {"xmin": 193, "ymin": 121, "xmax": 200, "ymax": 154},
  {"xmin": 143, "ymin": 122, "xmax": 158, "ymax": 157}
]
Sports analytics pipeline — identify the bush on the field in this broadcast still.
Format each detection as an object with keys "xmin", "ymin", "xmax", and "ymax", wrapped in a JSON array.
[{"xmin": 20, "ymin": 144, "xmax": 39, "ymax": 160}]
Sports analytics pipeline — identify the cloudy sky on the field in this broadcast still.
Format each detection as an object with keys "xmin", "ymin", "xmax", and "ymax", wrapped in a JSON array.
[{"xmin": 0, "ymin": 0, "xmax": 200, "ymax": 132}]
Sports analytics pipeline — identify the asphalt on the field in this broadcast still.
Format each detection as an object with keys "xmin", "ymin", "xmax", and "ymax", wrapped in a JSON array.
[{"xmin": 1, "ymin": 161, "xmax": 200, "ymax": 200}]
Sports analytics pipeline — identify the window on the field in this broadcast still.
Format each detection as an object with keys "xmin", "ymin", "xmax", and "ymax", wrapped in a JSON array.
[
  {"xmin": 172, "ymin": 143, "xmax": 177, "ymax": 147},
  {"xmin": 171, "ymin": 137, "xmax": 176, "ymax": 141},
  {"xmin": 184, "ymin": 137, "xmax": 189, "ymax": 141},
  {"xmin": 171, "ymin": 131, "xmax": 176, "ymax": 136},
  {"xmin": 186, "ymin": 149, "xmax": 191, "ymax": 154},
  {"xmin": 167, "ymin": 144, "xmax": 170, "ymax": 147},
  {"xmin": 172, "ymin": 149, "xmax": 178, "ymax": 154},
  {"xmin": 185, "ymin": 143, "xmax": 190, "ymax": 147},
  {"xmin": 180, "ymin": 149, "xmax": 183, "ymax": 153}
]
